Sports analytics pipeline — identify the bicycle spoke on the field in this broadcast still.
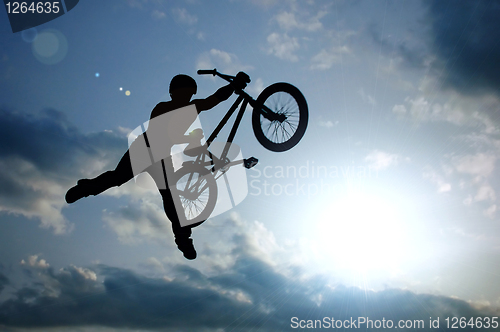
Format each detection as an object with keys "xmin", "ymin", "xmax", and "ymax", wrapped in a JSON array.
[
  {"xmin": 260, "ymin": 92, "xmax": 300, "ymax": 144},
  {"xmin": 253, "ymin": 82, "xmax": 307, "ymax": 152},
  {"xmin": 177, "ymin": 170, "xmax": 215, "ymax": 221}
]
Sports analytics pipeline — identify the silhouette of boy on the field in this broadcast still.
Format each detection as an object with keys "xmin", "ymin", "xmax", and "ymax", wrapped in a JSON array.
[{"xmin": 66, "ymin": 73, "xmax": 248, "ymax": 259}]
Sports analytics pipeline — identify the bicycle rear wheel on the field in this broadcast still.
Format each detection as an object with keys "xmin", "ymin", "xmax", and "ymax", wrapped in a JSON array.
[
  {"xmin": 252, "ymin": 82, "xmax": 308, "ymax": 152},
  {"xmin": 171, "ymin": 165, "xmax": 217, "ymax": 228}
]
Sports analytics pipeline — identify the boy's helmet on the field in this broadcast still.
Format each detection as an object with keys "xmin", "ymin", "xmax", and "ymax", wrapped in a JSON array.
[{"xmin": 169, "ymin": 74, "xmax": 197, "ymax": 94}]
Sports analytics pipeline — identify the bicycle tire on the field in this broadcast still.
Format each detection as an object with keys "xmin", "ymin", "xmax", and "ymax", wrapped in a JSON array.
[
  {"xmin": 171, "ymin": 164, "xmax": 217, "ymax": 228},
  {"xmin": 252, "ymin": 82, "xmax": 308, "ymax": 152}
]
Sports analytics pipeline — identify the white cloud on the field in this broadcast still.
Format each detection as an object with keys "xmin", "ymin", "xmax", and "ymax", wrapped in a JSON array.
[
  {"xmin": 266, "ymin": 33, "xmax": 300, "ymax": 62},
  {"xmin": 72, "ymin": 265, "xmax": 98, "ymax": 281},
  {"xmin": 310, "ymin": 46, "xmax": 350, "ymax": 70},
  {"xmin": 484, "ymin": 204, "xmax": 497, "ymax": 219},
  {"xmin": 172, "ymin": 8, "xmax": 198, "ymax": 25},
  {"xmin": 151, "ymin": 9, "xmax": 166, "ymax": 20},
  {"xmin": 0, "ymin": 157, "xmax": 73, "ymax": 234},
  {"xmin": 246, "ymin": 77, "xmax": 265, "ymax": 96},
  {"xmin": 394, "ymin": 90, "xmax": 500, "ymax": 133},
  {"xmin": 392, "ymin": 104, "xmax": 407, "ymax": 115},
  {"xmin": 422, "ymin": 166, "xmax": 451, "ymax": 193},
  {"xmin": 358, "ymin": 88, "xmax": 377, "ymax": 106},
  {"xmin": 408, "ymin": 96, "xmax": 431, "ymax": 120},
  {"xmin": 249, "ymin": 0, "xmax": 280, "ymax": 8},
  {"xmin": 20, "ymin": 254, "xmax": 50, "ymax": 268},
  {"xmin": 318, "ymin": 119, "xmax": 337, "ymax": 128},
  {"xmin": 102, "ymin": 197, "xmax": 172, "ymax": 244},
  {"xmin": 474, "ymin": 184, "xmax": 496, "ymax": 202},
  {"xmin": 127, "ymin": 0, "xmax": 146, "ymax": 9},
  {"xmin": 0, "ymin": 109, "xmax": 135, "ymax": 234},
  {"xmin": 142, "ymin": 257, "xmax": 165, "ymax": 272},
  {"xmin": 446, "ymin": 153, "xmax": 498, "ymax": 215},
  {"xmin": 365, "ymin": 150, "xmax": 400, "ymax": 170},
  {"xmin": 196, "ymin": 49, "xmax": 253, "ymax": 76},
  {"xmin": 274, "ymin": 11, "xmax": 326, "ymax": 32},
  {"xmin": 453, "ymin": 153, "xmax": 495, "ymax": 178}
]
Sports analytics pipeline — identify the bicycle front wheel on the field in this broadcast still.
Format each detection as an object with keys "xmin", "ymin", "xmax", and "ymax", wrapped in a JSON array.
[
  {"xmin": 171, "ymin": 165, "xmax": 217, "ymax": 228},
  {"xmin": 252, "ymin": 82, "xmax": 308, "ymax": 152}
]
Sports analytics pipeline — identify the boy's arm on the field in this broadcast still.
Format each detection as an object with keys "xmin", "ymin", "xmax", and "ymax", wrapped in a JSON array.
[{"xmin": 192, "ymin": 84, "xmax": 234, "ymax": 113}]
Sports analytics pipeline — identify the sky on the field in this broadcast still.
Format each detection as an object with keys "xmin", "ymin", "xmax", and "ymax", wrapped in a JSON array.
[{"xmin": 1, "ymin": 0, "xmax": 500, "ymax": 330}]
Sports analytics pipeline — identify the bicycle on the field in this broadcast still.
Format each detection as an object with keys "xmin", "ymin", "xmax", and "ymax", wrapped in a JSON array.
[{"xmin": 172, "ymin": 69, "xmax": 309, "ymax": 227}]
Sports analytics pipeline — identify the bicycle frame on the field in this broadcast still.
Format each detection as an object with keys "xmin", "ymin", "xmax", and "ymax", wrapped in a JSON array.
[
  {"xmin": 186, "ymin": 70, "xmax": 281, "ymax": 180},
  {"xmin": 189, "ymin": 94, "xmax": 249, "ymax": 179}
]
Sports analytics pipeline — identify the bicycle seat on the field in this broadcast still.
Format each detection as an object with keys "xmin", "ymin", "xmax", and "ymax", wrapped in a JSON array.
[
  {"xmin": 184, "ymin": 143, "xmax": 208, "ymax": 157},
  {"xmin": 183, "ymin": 128, "xmax": 207, "ymax": 157}
]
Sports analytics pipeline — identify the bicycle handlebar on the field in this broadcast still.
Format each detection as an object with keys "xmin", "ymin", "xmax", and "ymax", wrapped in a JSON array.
[
  {"xmin": 197, "ymin": 69, "xmax": 216, "ymax": 76},
  {"xmin": 197, "ymin": 68, "xmax": 236, "ymax": 82}
]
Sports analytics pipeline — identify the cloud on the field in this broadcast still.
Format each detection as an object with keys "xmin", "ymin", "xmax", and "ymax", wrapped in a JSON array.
[
  {"xmin": 1, "ymin": 243, "xmax": 499, "ymax": 331},
  {"xmin": 318, "ymin": 119, "xmax": 337, "ymax": 128},
  {"xmin": 392, "ymin": 94, "xmax": 499, "ymax": 133},
  {"xmin": 0, "ymin": 273, "xmax": 8, "ymax": 294},
  {"xmin": 20, "ymin": 255, "xmax": 50, "ymax": 269},
  {"xmin": 425, "ymin": 0, "xmax": 500, "ymax": 96},
  {"xmin": 484, "ymin": 204, "xmax": 497, "ymax": 219},
  {"xmin": 368, "ymin": 22, "xmax": 429, "ymax": 71},
  {"xmin": 453, "ymin": 153, "xmax": 495, "ymax": 178},
  {"xmin": 171, "ymin": 8, "xmax": 198, "ymax": 25},
  {"xmin": 196, "ymin": 31, "xmax": 205, "ymax": 41},
  {"xmin": 474, "ymin": 183, "xmax": 496, "ymax": 202},
  {"xmin": 310, "ymin": 46, "xmax": 351, "ymax": 70},
  {"xmin": 422, "ymin": 166, "xmax": 451, "ymax": 193},
  {"xmin": 127, "ymin": 0, "xmax": 146, "ymax": 9},
  {"xmin": 0, "ymin": 108, "xmax": 126, "ymax": 234},
  {"xmin": 102, "ymin": 197, "xmax": 173, "ymax": 244},
  {"xmin": 392, "ymin": 104, "xmax": 407, "ymax": 115},
  {"xmin": 385, "ymin": 1, "xmax": 500, "ymax": 130},
  {"xmin": 266, "ymin": 33, "xmax": 300, "ymax": 62},
  {"xmin": 248, "ymin": 0, "xmax": 280, "ymax": 9},
  {"xmin": 246, "ymin": 77, "xmax": 265, "ymax": 96},
  {"xmin": 358, "ymin": 88, "xmax": 377, "ymax": 105},
  {"xmin": 151, "ymin": 9, "xmax": 166, "ymax": 20},
  {"xmin": 452, "ymin": 153, "xmax": 497, "ymax": 212},
  {"xmin": 196, "ymin": 49, "xmax": 253, "ymax": 76},
  {"xmin": 274, "ymin": 11, "xmax": 326, "ymax": 32},
  {"xmin": 365, "ymin": 150, "xmax": 400, "ymax": 170}
]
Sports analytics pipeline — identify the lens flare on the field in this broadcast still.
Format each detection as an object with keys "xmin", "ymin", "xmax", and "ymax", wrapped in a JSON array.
[
  {"xmin": 32, "ymin": 29, "xmax": 68, "ymax": 65},
  {"xmin": 21, "ymin": 28, "xmax": 38, "ymax": 43}
]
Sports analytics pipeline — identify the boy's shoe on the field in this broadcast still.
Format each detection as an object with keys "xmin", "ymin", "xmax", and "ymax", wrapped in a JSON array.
[
  {"xmin": 65, "ymin": 179, "xmax": 92, "ymax": 204},
  {"xmin": 175, "ymin": 238, "xmax": 197, "ymax": 260}
]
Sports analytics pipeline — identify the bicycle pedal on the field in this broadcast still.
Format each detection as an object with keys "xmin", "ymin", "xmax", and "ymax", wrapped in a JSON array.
[{"xmin": 244, "ymin": 157, "xmax": 258, "ymax": 169}]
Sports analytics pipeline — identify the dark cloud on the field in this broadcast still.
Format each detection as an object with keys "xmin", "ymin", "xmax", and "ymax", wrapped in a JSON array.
[
  {"xmin": 369, "ymin": 1, "xmax": 500, "ymax": 97},
  {"xmin": 0, "ymin": 108, "xmax": 125, "ymax": 176},
  {"xmin": 425, "ymin": 0, "xmax": 500, "ymax": 96},
  {"xmin": 0, "ymin": 273, "xmax": 8, "ymax": 294},
  {"xmin": 368, "ymin": 22, "xmax": 428, "ymax": 70},
  {"xmin": 0, "ymin": 108, "xmax": 126, "ymax": 233},
  {"xmin": 0, "ymin": 253, "xmax": 498, "ymax": 331}
]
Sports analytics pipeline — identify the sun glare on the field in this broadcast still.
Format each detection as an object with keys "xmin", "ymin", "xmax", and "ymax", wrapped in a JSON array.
[{"xmin": 316, "ymin": 190, "xmax": 407, "ymax": 273}]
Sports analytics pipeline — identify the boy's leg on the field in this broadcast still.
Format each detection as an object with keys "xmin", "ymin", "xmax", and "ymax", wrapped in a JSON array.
[
  {"xmin": 65, "ymin": 151, "xmax": 134, "ymax": 203},
  {"xmin": 159, "ymin": 188, "xmax": 197, "ymax": 260}
]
